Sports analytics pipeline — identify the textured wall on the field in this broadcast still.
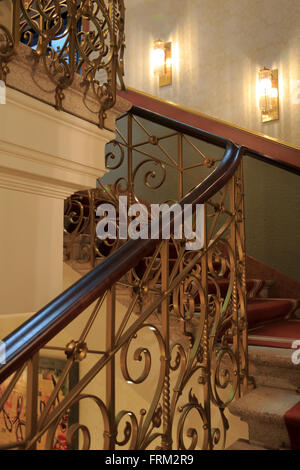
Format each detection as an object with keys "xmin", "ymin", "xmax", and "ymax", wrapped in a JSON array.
[
  {"xmin": 124, "ymin": 0, "xmax": 300, "ymax": 147},
  {"xmin": 243, "ymin": 157, "xmax": 300, "ymax": 281}
]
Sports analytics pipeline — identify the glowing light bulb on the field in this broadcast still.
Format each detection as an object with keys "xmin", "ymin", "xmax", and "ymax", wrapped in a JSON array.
[
  {"xmin": 152, "ymin": 41, "xmax": 165, "ymax": 76},
  {"xmin": 257, "ymin": 67, "xmax": 279, "ymax": 122}
]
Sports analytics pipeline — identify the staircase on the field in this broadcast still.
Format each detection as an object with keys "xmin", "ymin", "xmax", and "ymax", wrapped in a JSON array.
[
  {"xmin": 63, "ymin": 185, "xmax": 300, "ymax": 450},
  {"xmin": 65, "ymin": 242, "xmax": 300, "ymax": 450},
  {"xmin": 228, "ymin": 351, "xmax": 300, "ymax": 450},
  {"xmin": 228, "ymin": 268, "xmax": 300, "ymax": 450},
  {"xmin": 0, "ymin": 103, "xmax": 299, "ymax": 451},
  {"xmin": 62, "ymin": 105, "xmax": 300, "ymax": 451}
]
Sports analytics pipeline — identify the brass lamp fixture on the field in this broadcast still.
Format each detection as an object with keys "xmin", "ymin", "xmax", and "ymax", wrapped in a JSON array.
[
  {"xmin": 258, "ymin": 67, "xmax": 279, "ymax": 122},
  {"xmin": 152, "ymin": 40, "xmax": 172, "ymax": 87}
]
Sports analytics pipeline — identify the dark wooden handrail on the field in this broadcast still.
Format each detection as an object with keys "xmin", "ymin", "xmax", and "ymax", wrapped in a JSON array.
[
  {"xmin": 118, "ymin": 89, "xmax": 300, "ymax": 175},
  {"xmin": 119, "ymin": 105, "xmax": 300, "ymax": 175},
  {"xmin": 130, "ymin": 106, "xmax": 300, "ymax": 176},
  {"xmin": 243, "ymin": 148, "xmax": 300, "ymax": 176},
  {"xmin": 129, "ymin": 105, "xmax": 231, "ymax": 150},
  {"xmin": 0, "ymin": 123, "xmax": 244, "ymax": 382}
]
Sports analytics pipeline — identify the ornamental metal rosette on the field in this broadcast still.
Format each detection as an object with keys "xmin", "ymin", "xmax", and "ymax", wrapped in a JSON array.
[{"xmin": 0, "ymin": 0, "xmax": 125, "ymax": 127}]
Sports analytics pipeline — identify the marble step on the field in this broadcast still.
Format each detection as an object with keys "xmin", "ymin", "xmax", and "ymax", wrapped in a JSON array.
[
  {"xmin": 226, "ymin": 438, "xmax": 268, "ymax": 450},
  {"xmin": 249, "ymin": 345, "xmax": 300, "ymax": 392},
  {"xmin": 228, "ymin": 387, "xmax": 300, "ymax": 449}
]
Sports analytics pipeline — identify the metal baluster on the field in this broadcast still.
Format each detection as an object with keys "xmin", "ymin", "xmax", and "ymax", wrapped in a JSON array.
[
  {"xmin": 89, "ymin": 190, "xmax": 96, "ymax": 268},
  {"xmin": 25, "ymin": 354, "xmax": 39, "ymax": 449},
  {"xmin": 12, "ymin": 0, "xmax": 20, "ymax": 47},
  {"xmin": 161, "ymin": 239, "xmax": 172, "ymax": 450},
  {"xmin": 127, "ymin": 113, "xmax": 134, "ymax": 296},
  {"xmin": 105, "ymin": 286, "xmax": 116, "ymax": 450},
  {"xmin": 230, "ymin": 172, "xmax": 240, "ymax": 397},
  {"xmin": 236, "ymin": 163, "xmax": 248, "ymax": 393},
  {"xmin": 201, "ymin": 204, "xmax": 211, "ymax": 449},
  {"xmin": 178, "ymin": 133, "xmax": 183, "ymax": 200}
]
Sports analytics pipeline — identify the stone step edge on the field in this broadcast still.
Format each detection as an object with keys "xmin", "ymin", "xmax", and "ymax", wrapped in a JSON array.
[
  {"xmin": 228, "ymin": 386, "xmax": 300, "ymax": 425},
  {"xmin": 226, "ymin": 438, "xmax": 269, "ymax": 450},
  {"xmin": 248, "ymin": 345, "xmax": 300, "ymax": 371}
]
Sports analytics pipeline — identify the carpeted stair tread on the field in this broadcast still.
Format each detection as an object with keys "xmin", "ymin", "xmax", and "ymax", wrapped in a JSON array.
[
  {"xmin": 229, "ymin": 387, "xmax": 300, "ymax": 423},
  {"xmin": 229, "ymin": 387, "xmax": 300, "ymax": 450},
  {"xmin": 248, "ymin": 319, "xmax": 300, "ymax": 349},
  {"xmin": 249, "ymin": 345, "xmax": 299, "ymax": 369},
  {"xmin": 284, "ymin": 401, "xmax": 300, "ymax": 450},
  {"xmin": 247, "ymin": 298, "xmax": 299, "ymax": 330}
]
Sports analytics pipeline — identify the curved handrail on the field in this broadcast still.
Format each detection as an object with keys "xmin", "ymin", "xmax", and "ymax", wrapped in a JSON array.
[{"xmin": 0, "ymin": 116, "xmax": 244, "ymax": 383}]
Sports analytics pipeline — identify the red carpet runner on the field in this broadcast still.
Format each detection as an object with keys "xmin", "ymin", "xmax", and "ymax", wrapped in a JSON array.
[
  {"xmin": 284, "ymin": 402, "xmax": 300, "ymax": 450},
  {"xmin": 248, "ymin": 319, "xmax": 300, "ymax": 348},
  {"xmin": 246, "ymin": 296, "xmax": 300, "ymax": 348}
]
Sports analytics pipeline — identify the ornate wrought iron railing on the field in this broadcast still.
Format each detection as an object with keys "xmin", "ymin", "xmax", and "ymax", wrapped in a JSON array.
[
  {"xmin": 0, "ymin": 0, "xmax": 125, "ymax": 127},
  {"xmin": 0, "ymin": 106, "xmax": 248, "ymax": 450}
]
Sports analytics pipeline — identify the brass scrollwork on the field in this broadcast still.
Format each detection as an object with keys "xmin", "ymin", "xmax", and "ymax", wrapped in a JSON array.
[
  {"xmin": 0, "ymin": 23, "xmax": 15, "ymax": 81},
  {"xmin": 0, "ymin": 1, "xmax": 125, "ymax": 127}
]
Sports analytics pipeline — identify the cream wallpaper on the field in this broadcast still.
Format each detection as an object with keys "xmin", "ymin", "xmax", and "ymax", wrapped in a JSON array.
[{"xmin": 124, "ymin": 0, "xmax": 300, "ymax": 147}]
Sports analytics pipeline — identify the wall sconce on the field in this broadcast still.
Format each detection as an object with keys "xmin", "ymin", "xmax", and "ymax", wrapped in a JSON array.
[
  {"xmin": 152, "ymin": 40, "xmax": 172, "ymax": 87},
  {"xmin": 258, "ymin": 67, "xmax": 279, "ymax": 123}
]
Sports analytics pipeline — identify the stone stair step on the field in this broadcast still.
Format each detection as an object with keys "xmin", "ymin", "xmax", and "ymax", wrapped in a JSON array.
[
  {"xmin": 228, "ymin": 387, "xmax": 300, "ymax": 449},
  {"xmin": 226, "ymin": 438, "xmax": 268, "ymax": 450},
  {"xmin": 249, "ymin": 345, "xmax": 300, "ymax": 392}
]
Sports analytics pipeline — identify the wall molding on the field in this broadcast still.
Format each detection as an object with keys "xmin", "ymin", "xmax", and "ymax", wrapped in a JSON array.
[
  {"xmin": 6, "ymin": 88, "xmax": 114, "ymax": 142},
  {"xmin": 0, "ymin": 139, "xmax": 105, "ymax": 187},
  {"xmin": 0, "ymin": 87, "xmax": 127, "ymax": 196},
  {"xmin": 0, "ymin": 167, "xmax": 80, "ymax": 199}
]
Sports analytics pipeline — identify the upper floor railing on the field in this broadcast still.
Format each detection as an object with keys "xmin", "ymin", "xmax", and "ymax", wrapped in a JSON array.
[
  {"xmin": 0, "ymin": 104, "xmax": 248, "ymax": 450},
  {"xmin": 0, "ymin": 0, "xmax": 125, "ymax": 127}
]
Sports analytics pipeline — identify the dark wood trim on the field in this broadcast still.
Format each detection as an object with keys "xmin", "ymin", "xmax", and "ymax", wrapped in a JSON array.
[
  {"xmin": 244, "ymin": 149, "xmax": 300, "ymax": 176},
  {"xmin": 130, "ymin": 105, "xmax": 230, "ymax": 149}
]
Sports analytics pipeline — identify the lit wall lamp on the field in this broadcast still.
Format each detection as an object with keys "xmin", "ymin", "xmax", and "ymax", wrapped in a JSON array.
[
  {"xmin": 152, "ymin": 40, "xmax": 172, "ymax": 87},
  {"xmin": 258, "ymin": 67, "xmax": 279, "ymax": 122}
]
